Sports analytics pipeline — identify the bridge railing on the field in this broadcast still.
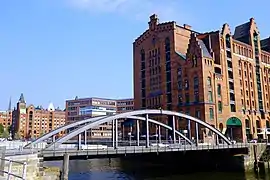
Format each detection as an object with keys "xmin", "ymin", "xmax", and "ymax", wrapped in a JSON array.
[
  {"xmin": 0, "ymin": 158, "xmax": 27, "ymax": 180},
  {"xmin": 40, "ymin": 142, "xmax": 250, "ymax": 158}
]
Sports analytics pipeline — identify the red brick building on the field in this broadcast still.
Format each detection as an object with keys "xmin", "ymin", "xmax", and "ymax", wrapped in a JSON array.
[
  {"xmin": 0, "ymin": 98, "xmax": 13, "ymax": 133},
  {"xmin": 0, "ymin": 111, "xmax": 12, "ymax": 129},
  {"xmin": 12, "ymin": 93, "xmax": 65, "ymax": 139},
  {"xmin": 133, "ymin": 14, "xmax": 270, "ymax": 142}
]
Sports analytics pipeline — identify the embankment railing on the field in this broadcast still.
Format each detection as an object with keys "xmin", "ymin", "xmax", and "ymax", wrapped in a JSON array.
[{"xmin": 0, "ymin": 158, "xmax": 27, "ymax": 180}]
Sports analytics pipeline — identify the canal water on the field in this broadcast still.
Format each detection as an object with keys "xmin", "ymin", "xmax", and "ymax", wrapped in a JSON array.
[{"xmin": 45, "ymin": 158, "xmax": 270, "ymax": 180}]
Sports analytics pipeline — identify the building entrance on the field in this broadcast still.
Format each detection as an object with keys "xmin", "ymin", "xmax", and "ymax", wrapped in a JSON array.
[{"xmin": 225, "ymin": 117, "xmax": 242, "ymax": 142}]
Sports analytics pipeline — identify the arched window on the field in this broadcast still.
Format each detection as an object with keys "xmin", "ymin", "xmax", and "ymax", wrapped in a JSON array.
[
  {"xmin": 219, "ymin": 123, "xmax": 223, "ymax": 132},
  {"xmin": 193, "ymin": 77, "xmax": 199, "ymax": 89},
  {"xmin": 245, "ymin": 119, "xmax": 250, "ymax": 128}
]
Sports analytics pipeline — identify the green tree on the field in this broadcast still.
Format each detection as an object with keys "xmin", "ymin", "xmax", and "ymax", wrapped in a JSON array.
[
  {"xmin": 14, "ymin": 132, "xmax": 21, "ymax": 140},
  {"xmin": 39, "ymin": 130, "xmax": 45, "ymax": 137},
  {"xmin": 7, "ymin": 125, "xmax": 11, "ymax": 133},
  {"xmin": 0, "ymin": 124, "xmax": 4, "ymax": 134},
  {"xmin": 0, "ymin": 130, "xmax": 9, "ymax": 138}
]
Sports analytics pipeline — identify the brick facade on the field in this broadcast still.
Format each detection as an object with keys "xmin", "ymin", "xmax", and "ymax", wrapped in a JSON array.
[{"xmin": 133, "ymin": 14, "xmax": 270, "ymax": 142}]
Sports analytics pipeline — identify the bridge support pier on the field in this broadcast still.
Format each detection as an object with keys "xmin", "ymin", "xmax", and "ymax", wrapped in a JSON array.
[
  {"xmin": 136, "ymin": 120, "xmax": 140, "ymax": 146},
  {"xmin": 84, "ymin": 131, "xmax": 87, "ymax": 145},
  {"xmin": 145, "ymin": 114, "xmax": 149, "ymax": 148},
  {"xmin": 61, "ymin": 153, "xmax": 69, "ymax": 180}
]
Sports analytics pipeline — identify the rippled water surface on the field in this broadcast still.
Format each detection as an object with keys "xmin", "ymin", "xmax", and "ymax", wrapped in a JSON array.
[{"xmin": 45, "ymin": 158, "xmax": 270, "ymax": 180}]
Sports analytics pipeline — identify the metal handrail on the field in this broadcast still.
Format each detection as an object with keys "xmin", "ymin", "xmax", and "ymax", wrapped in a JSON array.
[
  {"xmin": 39, "ymin": 142, "xmax": 251, "ymax": 157},
  {"xmin": 0, "ymin": 158, "xmax": 27, "ymax": 180}
]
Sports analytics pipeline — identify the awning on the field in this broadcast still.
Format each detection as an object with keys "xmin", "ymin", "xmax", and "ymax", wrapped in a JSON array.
[{"xmin": 226, "ymin": 117, "xmax": 242, "ymax": 126}]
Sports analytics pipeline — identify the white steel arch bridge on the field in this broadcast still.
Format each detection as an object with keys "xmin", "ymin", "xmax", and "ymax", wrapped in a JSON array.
[{"xmin": 25, "ymin": 109, "xmax": 232, "ymax": 150}]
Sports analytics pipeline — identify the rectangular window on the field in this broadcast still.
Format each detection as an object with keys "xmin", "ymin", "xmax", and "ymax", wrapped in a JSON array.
[
  {"xmin": 230, "ymin": 104, "xmax": 236, "ymax": 112},
  {"xmin": 218, "ymin": 101, "xmax": 222, "ymax": 113},
  {"xmin": 185, "ymin": 93, "xmax": 190, "ymax": 104},
  {"xmin": 209, "ymin": 108, "xmax": 214, "ymax": 120},
  {"xmin": 166, "ymin": 72, "xmax": 171, "ymax": 82},
  {"xmin": 167, "ymin": 93, "xmax": 172, "ymax": 103},
  {"xmin": 208, "ymin": 91, "xmax": 213, "ymax": 102},
  {"xmin": 195, "ymin": 109, "xmax": 200, "ymax": 118},
  {"xmin": 184, "ymin": 80, "xmax": 189, "ymax": 90},
  {"xmin": 177, "ymin": 67, "xmax": 182, "ymax": 76},
  {"xmin": 178, "ymin": 81, "xmax": 182, "ymax": 90},
  {"xmin": 167, "ymin": 104, "xmax": 172, "ymax": 110},
  {"xmin": 166, "ymin": 82, "xmax": 171, "ymax": 92},
  {"xmin": 217, "ymin": 84, "xmax": 221, "ymax": 96},
  {"xmin": 166, "ymin": 62, "xmax": 171, "ymax": 71},
  {"xmin": 178, "ymin": 95, "xmax": 183, "ymax": 105},
  {"xmin": 194, "ymin": 91, "xmax": 199, "ymax": 102},
  {"xmin": 194, "ymin": 77, "xmax": 199, "ymax": 89},
  {"xmin": 141, "ymin": 62, "xmax": 145, "ymax": 70},
  {"xmin": 141, "ymin": 70, "xmax": 145, "ymax": 79},
  {"xmin": 207, "ymin": 77, "xmax": 211, "ymax": 86}
]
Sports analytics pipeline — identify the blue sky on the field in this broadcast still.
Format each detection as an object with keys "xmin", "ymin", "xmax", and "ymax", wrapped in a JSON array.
[{"xmin": 0, "ymin": 0, "xmax": 269, "ymax": 110}]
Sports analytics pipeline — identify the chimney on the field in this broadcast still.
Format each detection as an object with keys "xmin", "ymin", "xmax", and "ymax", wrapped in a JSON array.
[{"xmin": 184, "ymin": 24, "xmax": 192, "ymax": 30}]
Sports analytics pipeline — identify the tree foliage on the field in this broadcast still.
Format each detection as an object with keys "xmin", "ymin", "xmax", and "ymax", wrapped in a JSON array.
[
  {"xmin": 14, "ymin": 132, "xmax": 21, "ymax": 140},
  {"xmin": 0, "ymin": 124, "xmax": 4, "ymax": 134},
  {"xmin": 0, "ymin": 130, "xmax": 9, "ymax": 138},
  {"xmin": 7, "ymin": 125, "xmax": 11, "ymax": 133}
]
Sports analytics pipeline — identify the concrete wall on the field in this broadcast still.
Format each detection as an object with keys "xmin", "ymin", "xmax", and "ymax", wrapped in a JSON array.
[
  {"xmin": 0, "ymin": 153, "xmax": 59, "ymax": 180},
  {"xmin": 243, "ymin": 144, "xmax": 268, "ymax": 172}
]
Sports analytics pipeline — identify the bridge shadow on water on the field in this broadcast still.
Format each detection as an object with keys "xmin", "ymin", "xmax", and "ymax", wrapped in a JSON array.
[
  {"xmin": 118, "ymin": 150, "xmax": 248, "ymax": 179},
  {"xmin": 46, "ymin": 149, "xmax": 270, "ymax": 180}
]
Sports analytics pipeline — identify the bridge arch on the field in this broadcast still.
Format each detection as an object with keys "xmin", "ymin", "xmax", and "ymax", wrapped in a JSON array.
[
  {"xmin": 25, "ymin": 115, "xmax": 107, "ymax": 148},
  {"xmin": 45, "ymin": 115, "xmax": 193, "ymax": 150},
  {"xmin": 46, "ymin": 109, "xmax": 232, "ymax": 149}
]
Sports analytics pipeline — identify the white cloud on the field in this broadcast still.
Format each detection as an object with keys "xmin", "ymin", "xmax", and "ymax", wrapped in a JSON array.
[{"xmin": 66, "ymin": 0, "xmax": 189, "ymax": 22}]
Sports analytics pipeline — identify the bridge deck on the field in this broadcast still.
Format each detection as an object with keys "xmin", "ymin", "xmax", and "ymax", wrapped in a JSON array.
[{"xmin": 40, "ymin": 143, "xmax": 249, "ymax": 160}]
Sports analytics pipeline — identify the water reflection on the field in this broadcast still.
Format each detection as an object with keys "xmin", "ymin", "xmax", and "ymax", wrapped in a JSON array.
[{"xmin": 44, "ymin": 158, "xmax": 270, "ymax": 180}]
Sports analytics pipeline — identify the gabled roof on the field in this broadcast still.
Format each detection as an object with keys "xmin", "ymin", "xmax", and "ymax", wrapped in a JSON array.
[
  {"xmin": 198, "ymin": 39, "xmax": 212, "ymax": 58},
  {"xmin": 261, "ymin": 37, "xmax": 270, "ymax": 48},
  {"xmin": 233, "ymin": 21, "xmax": 251, "ymax": 40}
]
